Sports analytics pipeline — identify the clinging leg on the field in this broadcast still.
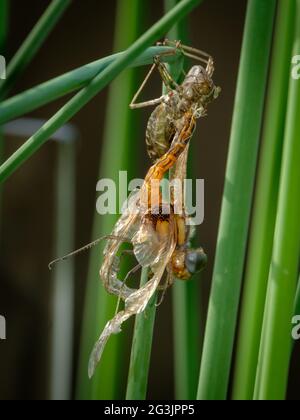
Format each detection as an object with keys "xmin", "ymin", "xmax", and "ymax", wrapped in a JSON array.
[
  {"xmin": 129, "ymin": 49, "xmax": 180, "ymax": 109},
  {"xmin": 48, "ymin": 234, "xmax": 130, "ymax": 270},
  {"xmin": 130, "ymin": 63, "xmax": 165, "ymax": 109},
  {"xmin": 163, "ymin": 39, "xmax": 215, "ymax": 77},
  {"xmin": 156, "ymin": 270, "xmax": 174, "ymax": 306}
]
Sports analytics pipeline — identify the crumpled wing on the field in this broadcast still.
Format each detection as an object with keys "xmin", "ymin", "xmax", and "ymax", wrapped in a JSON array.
[
  {"xmin": 88, "ymin": 215, "xmax": 177, "ymax": 379},
  {"xmin": 100, "ymin": 189, "xmax": 142, "ymax": 299},
  {"xmin": 132, "ymin": 216, "xmax": 170, "ymax": 268}
]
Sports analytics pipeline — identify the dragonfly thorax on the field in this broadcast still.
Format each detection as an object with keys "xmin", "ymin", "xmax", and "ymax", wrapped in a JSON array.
[
  {"xmin": 181, "ymin": 65, "xmax": 219, "ymax": 116},
  {"xmin": 162, "ymin": 65, "xmax": 219, "ymax": 120},
  {"xmin": 145, "ymin": 64, "xmax": 220, "ymax": 161}
]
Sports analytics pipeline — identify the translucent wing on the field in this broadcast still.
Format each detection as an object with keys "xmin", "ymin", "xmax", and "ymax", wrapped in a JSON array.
[
  {"xmin": 88, "ymin": 212, "xmax": 177, "ymax": 378},
  {"xmin": 100, "ymin": 189, "xmax": 143, "ymax": 300},
  {"xmin": 131, "ymin": 211, "xmax": 175, "ymax": 268}
]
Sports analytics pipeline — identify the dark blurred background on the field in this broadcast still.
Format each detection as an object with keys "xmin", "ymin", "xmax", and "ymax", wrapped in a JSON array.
[{"xmin": 0, "ymin": 0, "xmax": 299, "ymax": 400}]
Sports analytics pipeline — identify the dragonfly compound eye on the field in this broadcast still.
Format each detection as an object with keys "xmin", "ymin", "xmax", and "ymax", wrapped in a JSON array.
[{"xmin": 185, "ymin": 248, "xmax": 207, "ymax": 274}]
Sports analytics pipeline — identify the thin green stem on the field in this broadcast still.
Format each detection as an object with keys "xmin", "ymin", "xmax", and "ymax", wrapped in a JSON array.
[
  {"xmin": 232, "ymin": 0, "xmax": 295, "ymax": 400},
  {"xmin": 50, "ymin": 140, "xmax": 76, "ymax": 400},
  {"xmin": 197, "ymin": 0, "xmax": 276, "ymax": 400},
  {"xmin": 165, "ymin": 0, "xmax": 202, "ymax": 401},
  {"xmin": 125, "ymin": 0, "xmax": 204, "ymax": 400},
  {"xmin": 0, "ymin": 46, "xmax": 180, "ymax": 126},
  {"xmin": 0, "ymin": 0, "xmax": 71, "ymax": 99},
  {"xmin": 76, "ymin": 0, "xmax": 142, "ymax": 400},
  {"xmin": 125, "ymin": 269, "xmax": 157, "ymax": 400},
  {"xmin": 254, "ymin": 1, "xmax": 300, "ymax": 399},
  {"xmin": 0, "ymin": 0, "xmax": 202, "ymax": 184},
  {"xmin": 125, "ymin": 0, "xmax": 187, "ymax": 400}
]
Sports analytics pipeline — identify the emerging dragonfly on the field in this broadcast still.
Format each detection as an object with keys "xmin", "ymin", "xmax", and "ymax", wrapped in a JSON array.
[
  {"xmin": 49, "ymin": 41, "xmax": 220, "ymax": 378},
  {"xmin": 88, "ymin": 41, "xmax": 220, "ymax": 377}
]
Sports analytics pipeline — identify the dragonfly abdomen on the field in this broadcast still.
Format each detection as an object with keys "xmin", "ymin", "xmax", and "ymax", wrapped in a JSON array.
[{"xmin": 146, "ymin": 103, "xmax": 176, "ymax": 161}]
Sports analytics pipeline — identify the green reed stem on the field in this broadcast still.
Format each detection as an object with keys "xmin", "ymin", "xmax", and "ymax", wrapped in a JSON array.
[
  {"xmin": 0, "ymin": 0, "xmax": 71, "ymax": 99},
  {"xmin": 76, "ymin": 0, "xmax": 142, "ymax": 400},
  {"xmin": 50, "ymin": 139, "xmax": 76, "ymax": 400},
  {"xmin": 126, "ymin": 268, "xmax": 157, "ymax": 400},
  {"xmin": 254, "ymin": 1, "xmax": 300, "ymax": 399},
  {"xmin": 197, "ymin": 0, "xmax": 276, "ymax": 400},
  {"xmin": 126, "ymin": 0, "xmax": 191, "ymax": 400},
  {"xmin": 232, "ymin": 0, "xmax": 296, "ymax": 400},
  {"xmin": 0, "ymin": 46, "xmax": 180, "ymax": 125},
  {"xmin": 165, "ymin": 0, "xmax": 202, "ymax": 400}
]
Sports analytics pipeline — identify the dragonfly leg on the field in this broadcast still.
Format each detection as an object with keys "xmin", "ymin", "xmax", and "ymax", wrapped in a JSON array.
[
  {"xmin": 123, "ymin": 263, "xmax": 142, "ymax": 284},
  {"xmin": 48, "ymin": 234, "xmax": 129, "ymax": 270},
  {"xmin": 156, "ymin": 270, "xmax": 174, "ymax": 306},
  {"xmin": 163, "ymin": 39, "xmax": 215, "ymax": 77},
  {"xmin": 102, "ymin": 266, "xmax": 135, "ymax": 301},
  {"xmin": 101, "ymin": 245, "xmax": 137, "ymax": 300},
  {"xmin": 129, "ymin": 48, "xmax": 180, "ymax": 109},
  {"xmin": 114, "ymin": 262, "xmax": 142, "ymax": 315},
  {"xmin": 155, "ymin": 56, "xmax": 180, "ymax": 91},
  {"xmin": 130, "ymin": 63, "xmax": 165, "ymax": 109}
]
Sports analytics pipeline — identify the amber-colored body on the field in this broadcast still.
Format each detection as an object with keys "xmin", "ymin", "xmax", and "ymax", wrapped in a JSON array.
[
  {"xmin": 142, "ymin": 111, "xmax": 195, "ymax": 207},
  {"xmin": 141, "ymin": 59, "xmax": 220, "ymax": 281}
]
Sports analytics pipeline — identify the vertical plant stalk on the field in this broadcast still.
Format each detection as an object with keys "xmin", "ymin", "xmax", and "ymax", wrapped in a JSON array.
[
  {"xmin": 165, "ymin": 0, "xmax": 202, "ymax": 400},
  {"xmin": 125, "ymin": 269, "xmax": 156, "ymax": 400},
  {"xmin": 50, "ymin": 140, "xmax": 76, "ymax": 401},
  {"xmin": 127, "ymin": 1, "xmax": 204, "ymax": 400},
  {"xmin": 0, "ymin": 0, "xmax": 71, "ymax": 99},
  {"xmin": 232, "ymin": 0, "xmax": 296, "ymax": 400},
  {"xmin": 254, "ymin": 1, "xmax": 300, "ymax": 399},
  {"xmin": 76, "ymin": 0, "xmax": 142, "ymax": 400},
  {"xmin": 126, "ymin": 0, "xmax": 178, "ymax": 399},
  {"xmin": 197, "ymin": 0, "xmax": 276, "ymax": 400},
  {"xmin": 173, "ymin": 279, "xmax": 202, "ymax": 399}
]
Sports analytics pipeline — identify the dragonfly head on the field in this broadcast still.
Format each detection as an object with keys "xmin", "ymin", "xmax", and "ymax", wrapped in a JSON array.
[
  {"xmin": 181, "ymin": 65, "xmax": 221, "ymax": 117},
  {"xmin": 185, "ymin": 247, "xmax": 207, "ymax": 276},
  {"xmin": 172, "ymin": 247, "xmax": 207, "ymax": 280}
]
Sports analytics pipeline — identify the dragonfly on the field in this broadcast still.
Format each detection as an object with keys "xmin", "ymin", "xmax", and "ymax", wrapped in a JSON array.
[
  {"xmin": 98, "ymin": 40, "xmax": 220, "ymax": 296},
  {"xmin": 49, "ymin": 41, "xmax": 220, "ymax": 378},
  {"xmin": 88, "ymin": 120, "xmax": 200, "ymax": 378},
  {"xmin": 87, "ymin": 41, "xmax": 220, "ymax": 378}
]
